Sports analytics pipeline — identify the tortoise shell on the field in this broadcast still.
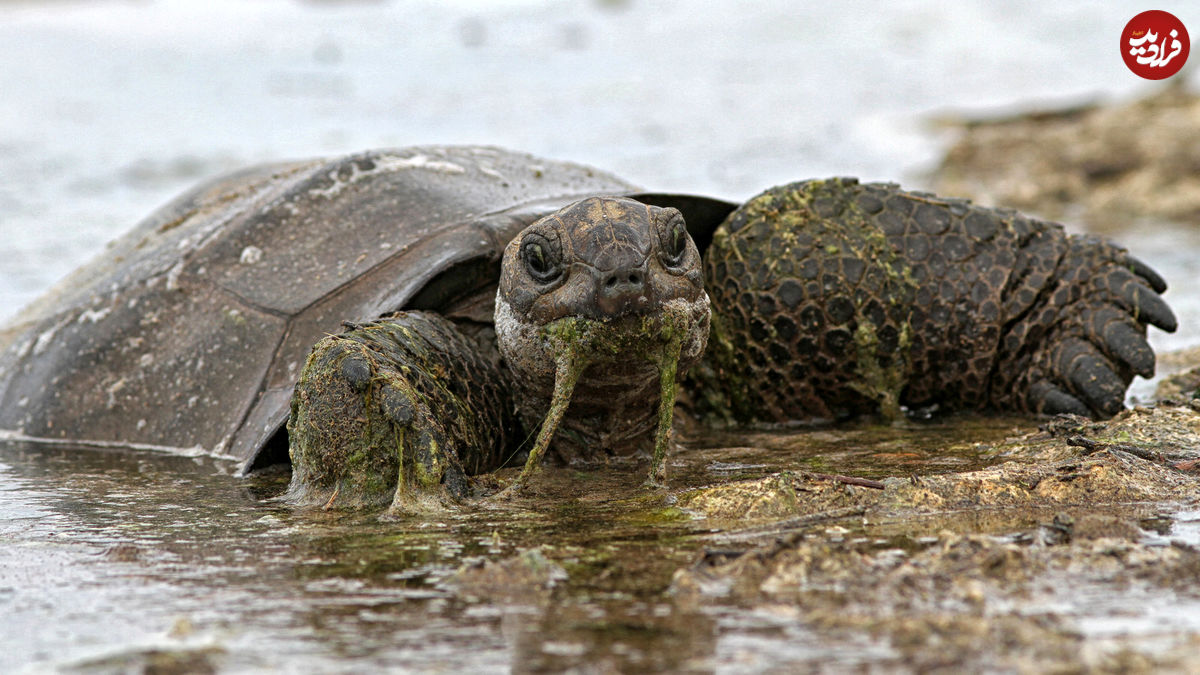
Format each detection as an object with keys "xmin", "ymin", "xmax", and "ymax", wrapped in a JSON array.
[{"xmin": 0, "ymin": 146, "xmax": 734, "ymax": 471}]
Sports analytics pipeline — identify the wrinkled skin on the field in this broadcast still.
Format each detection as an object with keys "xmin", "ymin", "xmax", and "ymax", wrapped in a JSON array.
[{"xmin": 289, "ymin": 181, "xmax": 1175, "ymax": 507}]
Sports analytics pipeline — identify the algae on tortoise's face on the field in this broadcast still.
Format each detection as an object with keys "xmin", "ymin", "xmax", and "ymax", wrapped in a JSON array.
[
  {"xmin": 495, "ymin": 196, "xmax": 711, "ymax": 483},
  {"xmin": 511, "ymin": 306, "xmax": 693, "ymax": 490}
]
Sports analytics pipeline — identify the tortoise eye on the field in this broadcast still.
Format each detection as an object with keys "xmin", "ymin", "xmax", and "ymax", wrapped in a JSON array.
[
  {"xmin": 658, "ymin": 210, "xmax": 689, "ymax": 268},
  {"xmin": 521, "ymin": 234, "xmax": 562, "ymax": 284}
]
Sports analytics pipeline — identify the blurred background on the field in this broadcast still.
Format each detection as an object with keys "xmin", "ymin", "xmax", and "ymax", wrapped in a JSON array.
[{"xmin": 1, "ymin": 0, "xmax": 1196, "ymax": 353}]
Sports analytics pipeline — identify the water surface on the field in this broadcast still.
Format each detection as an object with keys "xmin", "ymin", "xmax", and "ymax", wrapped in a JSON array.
[{"xmin": 0, "ymin": 417, "xmax": 1020, "ymax": 672}]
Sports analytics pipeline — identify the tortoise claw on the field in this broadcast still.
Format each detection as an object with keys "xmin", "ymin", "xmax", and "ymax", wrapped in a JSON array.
[
  {"xmin": 380, "ymin": 385, "xmax": 415, "ymax": 426},
  {"xmin": 1107, "ymin": 267, "xmax": 1177, "ymax": 332},
  {"xmin": 1030, "ymin": 380, "xmax": 1091, "ymax": 416},
  {"xmin": 339, "ymin": 352, "xmax": 374, "ymax": 392},
  {"xmin": 1088, "ymin": 306, "xmax": 1155, "ymax": 378},
  {"xmin": 1055, "ymin": 338, "xmax": 1126, "ymax": 417},
  {"xmin": 1101, "ymin": 318, "xmax": 1155, "ymax": 378},
  {"xmin": 1125, "ymin": 254, "xmax": 1167, "ymax": 293}
]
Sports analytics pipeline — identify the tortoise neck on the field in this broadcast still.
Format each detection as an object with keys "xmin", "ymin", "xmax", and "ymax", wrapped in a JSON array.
[{"xmin": 494, "ymin": 294, "xmax": 711, "ymax": 462}]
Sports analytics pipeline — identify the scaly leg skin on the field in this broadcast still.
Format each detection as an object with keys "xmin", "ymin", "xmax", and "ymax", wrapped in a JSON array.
[
  {"xmin": 692, "ymin": 179, "xmax": 1176, "ymax": 424},
  {"xmin": 286, "ymin": 311, "xmax": 514, "ymax": 514}
]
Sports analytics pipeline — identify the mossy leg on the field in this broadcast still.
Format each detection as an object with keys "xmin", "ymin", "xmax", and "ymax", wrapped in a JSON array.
[
  {"xmin": 695, "ymin": 178, "xmax": 1174, "ymax": 423},
  {"xmin": 287, "ymin": 337, "xmax": 399, "ymax": 509},
  {"xmin": 693, "ymin": 179, "xmax": 922, "ymax": 424},
  {"xmin": 286, "ymin": 312, "xmax": 513, "ymax": 512}
]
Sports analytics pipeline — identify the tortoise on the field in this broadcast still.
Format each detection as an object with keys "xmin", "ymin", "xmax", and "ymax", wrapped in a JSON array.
[{"xmin": 0, "ymin": 146, "xmax": 1176, "ymax": 510}]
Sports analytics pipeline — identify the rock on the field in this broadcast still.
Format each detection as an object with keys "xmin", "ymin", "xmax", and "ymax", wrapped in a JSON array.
[{"xmin": 932, "ymin": 81, "xmax": 1200, "ymax": 229}]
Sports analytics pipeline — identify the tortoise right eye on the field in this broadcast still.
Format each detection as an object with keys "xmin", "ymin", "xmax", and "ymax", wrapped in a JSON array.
[
  {"xmin": 657, "ymin": 209, "xmax": 690, "ymax": 269},
  {"xmin": 521, "ymin": 235, "xmax": 562, "ymax": 284}
]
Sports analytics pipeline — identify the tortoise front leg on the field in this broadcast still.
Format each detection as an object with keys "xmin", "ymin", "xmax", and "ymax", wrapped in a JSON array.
[
  {"xmin": 286, "ymin": 311, "xmax": 516, "ymax": 514},
  {"xmin": 692, "ymin": 179, "xmax": 1175, "ymax": 423}
]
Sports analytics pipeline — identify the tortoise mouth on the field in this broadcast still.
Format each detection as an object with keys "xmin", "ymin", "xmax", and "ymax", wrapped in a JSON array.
[
  {"xmin": 564, "ymin": 308, "xmax": 668, "ymax": 337},
  {"xmin": 494, "ymin": 291, "xmax": 710, "ymax": 381},
  {"xmin": 522, "ymin": 270, "xmax": 703, "ymax": 326},
  {"xmin": 539, "ymin": 295, "xmax": 710, "ymax": 363}
]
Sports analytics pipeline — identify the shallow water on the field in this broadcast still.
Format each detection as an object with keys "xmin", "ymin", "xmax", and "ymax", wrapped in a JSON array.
[
  {"xmin": 3, "ymin": 415, "xmax": 1198, "ymax": 672},
  {"xmin": 0, "ymin": 416, "xmax": 1007, "ymax": 672}
]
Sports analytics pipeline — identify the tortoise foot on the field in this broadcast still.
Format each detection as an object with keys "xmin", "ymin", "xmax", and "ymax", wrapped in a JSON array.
[
  {"xmin": 995, "ymin": 239, "xmax": 1176, "ymax": 419},
  {"xmin": 286, "ymin": 312, "xmax": 512, "ymax": 511}
]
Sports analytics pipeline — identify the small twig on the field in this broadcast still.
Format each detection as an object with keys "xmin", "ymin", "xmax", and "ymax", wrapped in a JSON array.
[
  {"xmin": 1067, "ymin": 435, "xmax": 1165, "ymax": 463},
  {"xmin": 1108, "ymin": 444, "xmax": 1166, "ymax": 462},
  {"xmin": 719, "ymin": 506, "xmax": 869, "ymax": 541},
  {"xmin": 323, "ymin": 484, "xmax": 341, "ymax": 510},
  {"xmin": 798, "ymin": 471, "xmax": 886, "ymax": 490},
  {"xmin": 1065, "ymin": 435, "xmax": 1099, "ymax": 451}
]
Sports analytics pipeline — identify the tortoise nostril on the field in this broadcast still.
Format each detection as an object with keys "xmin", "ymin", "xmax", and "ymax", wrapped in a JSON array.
[{"xmin": 601, "ymin": 267, "xmax": 645, "ymax": 298}]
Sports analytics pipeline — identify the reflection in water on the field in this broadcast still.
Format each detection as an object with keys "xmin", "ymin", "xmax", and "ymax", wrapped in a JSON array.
[
  {"xmin": 0, "ymin": 417, "xmax": 1020, "ymax": 672},
  {"xmin": 0, "ymin": 440, "xmax": 711, "ymax": 671}
]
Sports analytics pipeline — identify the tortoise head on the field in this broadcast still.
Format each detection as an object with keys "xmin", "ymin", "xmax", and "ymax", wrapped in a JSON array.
[
  {"xmin": 494, "ymin": 196, "xmax": 712, "ymax": 472},
  {"xmin": 498, "ymin": 196, "xmax": 705, "ymax": 324}
]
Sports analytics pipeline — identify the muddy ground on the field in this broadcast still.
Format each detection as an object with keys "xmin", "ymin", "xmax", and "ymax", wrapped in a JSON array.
[
  {"xmin": 439, "ymin": 403, "xmax": 1200, "ymax": 673},
  {"xmin": 5, "ymin": 403, "xmax": 1197, "ymax": 673}
]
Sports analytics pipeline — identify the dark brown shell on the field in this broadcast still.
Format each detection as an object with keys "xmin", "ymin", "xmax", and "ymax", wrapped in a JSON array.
[{"xmin": 0, "ymin": 147, "xmax": 661, "ymax": 469}]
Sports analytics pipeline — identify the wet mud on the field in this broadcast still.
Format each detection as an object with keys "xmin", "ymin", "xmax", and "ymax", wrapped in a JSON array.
[
  {"xmin": 666, "ymin": 404, "xmax": 1200, "ymax": 672},
  {"xmin": 1158, "ymin": 346, "xmax": 1200, "ymax": 405}
]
